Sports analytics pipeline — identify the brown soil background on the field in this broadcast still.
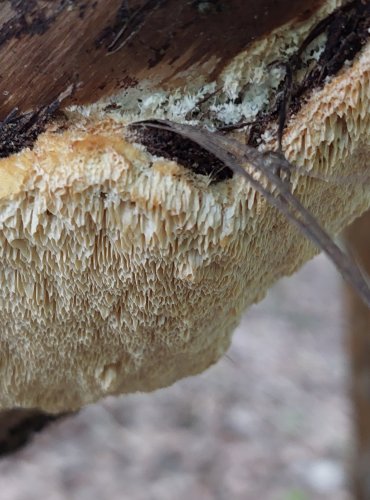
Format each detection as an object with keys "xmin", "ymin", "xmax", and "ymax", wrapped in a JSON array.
[{"xmin": 0, "ymin": 255, "xmax": 352, "ymax": 500}]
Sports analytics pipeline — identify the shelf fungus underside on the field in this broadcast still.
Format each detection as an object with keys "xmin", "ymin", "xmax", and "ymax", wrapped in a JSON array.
[{"xmin": 0, "ymin": 0, "xmax": 369, "ymax": 412}]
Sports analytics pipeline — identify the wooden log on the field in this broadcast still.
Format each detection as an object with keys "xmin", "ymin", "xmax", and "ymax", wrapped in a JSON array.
[{"xmin": 0, "ymin": 0, "xmax": 324, "ymax": 117}]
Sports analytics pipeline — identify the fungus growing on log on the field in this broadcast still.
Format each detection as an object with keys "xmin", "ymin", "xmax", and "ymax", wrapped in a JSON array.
[{"xmin": 0, "ymin": 0, "xmax": 369, "ymax": 413}]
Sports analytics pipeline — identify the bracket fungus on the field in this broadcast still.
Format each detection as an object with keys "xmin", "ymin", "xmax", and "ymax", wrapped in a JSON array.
[{"xmin": 0, "ymin": 0, "xmax": 369, "ymax": 413}]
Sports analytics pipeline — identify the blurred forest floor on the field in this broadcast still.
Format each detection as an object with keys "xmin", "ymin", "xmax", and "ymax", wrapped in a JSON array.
[{"xmin": 0, "ymin": 255, "xmax": 353, "ymax": 500}]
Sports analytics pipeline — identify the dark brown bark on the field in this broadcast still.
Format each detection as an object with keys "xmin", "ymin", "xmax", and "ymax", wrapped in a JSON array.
[
  {"xmin": 345, "ymin": 211, "xmax": 370, "ymax": 500},
  {"xmin": 0, "ymin": 0, "xmax": 325, "ymax": 119}
]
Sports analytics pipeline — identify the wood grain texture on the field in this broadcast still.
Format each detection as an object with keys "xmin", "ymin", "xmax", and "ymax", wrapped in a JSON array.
[{"xmin": 0, "ymin": 0, "xmax": 325, "ymax": 118}]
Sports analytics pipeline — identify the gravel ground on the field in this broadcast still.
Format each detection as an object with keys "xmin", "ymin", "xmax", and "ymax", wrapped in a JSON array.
[{"xmin": 0, "ymin": 255, "xmax": 354, "ymax": 500}]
